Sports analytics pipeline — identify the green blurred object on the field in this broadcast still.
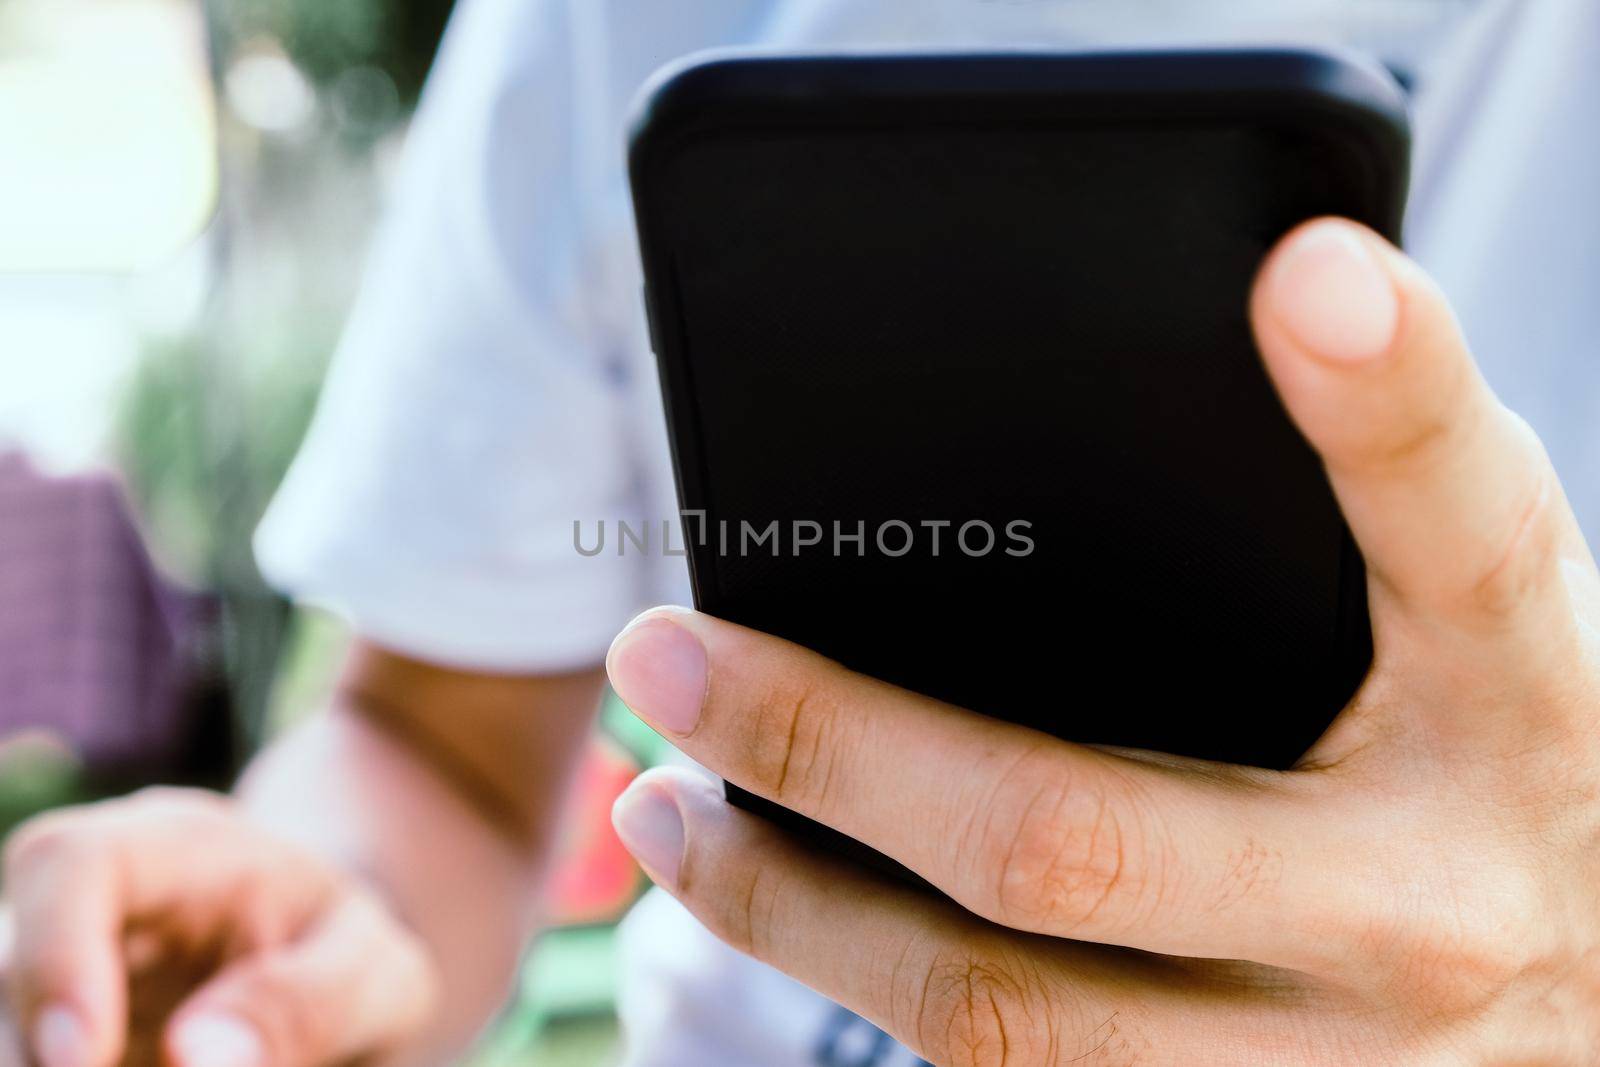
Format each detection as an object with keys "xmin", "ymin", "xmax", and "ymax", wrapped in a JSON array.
[
  {"xmin": 0, "ymin": 736, "xmax": 89, "ymax": 842},
  {"xmin": 116, "ymin": 321, "xmax": 335, "ymax": 762},
  {"xmin": 468, "ymin": 927, "xmax": 623, "ymax": 1067},
  {"xmin": 207, "ymin": 0, "xmax": 456, "ymax": 112},
  {"xmin": 527, "ymin": 1017, "xmax": 621, "ymax": 1067},
  {"xmin": 602, "ymin": 690, "xmax": 676, "ymax": 768},
  {"xmin": 525, "ymin": 926, "xmax": 623, "ymax": 1020}
]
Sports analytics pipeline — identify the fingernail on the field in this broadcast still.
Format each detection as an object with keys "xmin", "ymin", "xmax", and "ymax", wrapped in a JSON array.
[
  {"xmin": 612, "ymin": 780, "xmax": 687, "ymax": 890},
  {"xmin": 171, "ymin": 1012, "xmax": 264, "ymax": 1067},
  {"xmin": 607, "ymin": 612, "xmax": 708, "ymax": 735},
  {"xmin": 33, "ymin": 1005, "xmax": 91, "ymax": 1067},
  {"xmin": 1266, "ymin": 221, "xmax": 1400, "ymax": 364}
]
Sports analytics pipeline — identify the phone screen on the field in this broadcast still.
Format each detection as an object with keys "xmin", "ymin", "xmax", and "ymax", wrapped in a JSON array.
[{"xmin": 635, "ymin": 55, "xmax": 1404, "ymax": 782}]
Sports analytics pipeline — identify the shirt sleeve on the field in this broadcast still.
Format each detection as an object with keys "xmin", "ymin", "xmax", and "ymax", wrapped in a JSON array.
[
  {"xmin": 254, "ymin": 0, "xmax": 646, "ymax": 672},
  {"xmin": 1408, "ymin": 0, "xmax": 1600, "ymax": 542}
]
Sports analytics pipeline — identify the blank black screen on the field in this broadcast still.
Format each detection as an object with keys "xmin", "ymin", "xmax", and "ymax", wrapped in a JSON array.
[{"xmin": 633, "ymin": 60, "xmax": 1404, "ymax": 835}]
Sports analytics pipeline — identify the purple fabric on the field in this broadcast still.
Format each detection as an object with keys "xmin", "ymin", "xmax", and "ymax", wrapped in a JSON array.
[{"xmin": 0, "ymin": 452, "xmax": 205, "ymax": 772}]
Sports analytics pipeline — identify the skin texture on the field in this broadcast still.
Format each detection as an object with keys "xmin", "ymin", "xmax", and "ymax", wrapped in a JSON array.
[
  {"xmin": 0, "ymin": 644, "xmax": 605, "ymax": 1067},
  {"xmin": 605, "ymin": 220, "xmax": 1600, "ymax": 1065}
]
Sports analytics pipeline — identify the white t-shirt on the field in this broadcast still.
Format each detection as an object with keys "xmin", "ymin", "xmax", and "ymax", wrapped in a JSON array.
[{"xmin": 256, "ymin": 1, "xmax": 1600, "ymax": 1063}]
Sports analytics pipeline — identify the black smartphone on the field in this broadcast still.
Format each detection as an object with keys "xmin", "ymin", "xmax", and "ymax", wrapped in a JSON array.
[{"xmin": 629, "ymin": 48, "xmax": 1409, "ymax": 864}]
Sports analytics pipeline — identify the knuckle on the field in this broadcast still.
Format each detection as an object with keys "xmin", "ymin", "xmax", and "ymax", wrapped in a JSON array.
[
  {"xmin": 984, "ymin": 762, "xmax": 1152, "ymax": 935},
  {"xmin": 3, "ymin": 813, "xmax": 100, "ymax": 880},
  {"xmin": 902, "ymin": 944, "xmax": 1137, "ymax": 1067},
  {"xmin": 721, "ymin": 855, "xmax": 785, "ymax": 960},
  {"xmin": 1461, "ymin": 430, "xmax": 1561, "ymax": 624},
  {"xmin": 1359, "ymin": 866, "xmax": 1539, "ymax": 1007},
  {"xmin": 1381, "ymin": 920, "xmax": 1528, "ymax": 1010},
  {"xmin": 745, "ymin": 672, "xmax": 855, "ymax": 817},
  {"xmin": 124, "ymin": 786, "xmax": 232, "ymax": 824},
  {"xmin": 2, "ymin": 789, "xmax": 235, "ymax": 882},
  {"xmin": 1364, "ymin": 403, "xmax": 1459, "ymax": 478},
  {"xmin": 910, "ymin": 947, "xmax": 1043, "ymax": 1067}
]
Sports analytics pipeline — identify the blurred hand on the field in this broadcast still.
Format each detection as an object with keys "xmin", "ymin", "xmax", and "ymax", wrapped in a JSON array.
[
  {"xmin": 607, "ymin": 219, "xmax": 1600, "ymax": 1064},
  {"xmin": 1, "ymin": 913, "xmax": 24, "ymax": 1067},
  {"xmin": 1, "ymin": 789, "xmax": 437, "ymax": 1067}
]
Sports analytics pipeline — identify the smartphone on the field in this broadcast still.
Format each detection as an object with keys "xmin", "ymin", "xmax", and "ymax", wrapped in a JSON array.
[{"xmin": 629, "ymin": 48, "xmax": 1409, "ymax": 864}]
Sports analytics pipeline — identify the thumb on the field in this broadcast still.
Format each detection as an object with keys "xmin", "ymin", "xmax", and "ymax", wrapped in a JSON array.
[
  {"xmin": 165, "ymin": 892, "xmax": 437, "ymax": 1067},
  {"xmin": 1250, "ymin": 218, "xmax": 1583, "ymax": 670}
]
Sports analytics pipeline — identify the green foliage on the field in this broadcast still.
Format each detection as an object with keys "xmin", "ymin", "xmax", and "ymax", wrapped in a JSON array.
[
  {"xmin": 0, "ymin": 739, "xmax": 86, "ymax": 844},
  {"xmin": 207, "ymin": 0, "xmax": 456, "ymax": 104},
  {"xmin": 114, "ymin": 312, "xmax": 338, "ymax": 753},
  {"xmin": 117, "ymin": 325, "xmax": 329, "ymax": 588}
]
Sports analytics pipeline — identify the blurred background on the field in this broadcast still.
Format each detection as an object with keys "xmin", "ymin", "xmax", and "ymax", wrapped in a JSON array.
[{"xmin": 0, "ymin": 0, "xmax": 669, "ymax": 1062}]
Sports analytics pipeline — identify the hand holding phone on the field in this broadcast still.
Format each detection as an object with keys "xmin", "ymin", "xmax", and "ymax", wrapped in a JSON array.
[
  {"xmin": 608, "ymin": 211, "xmax": 1600, "ymax": 1063},
  {"xmin": 629, "ymin": 47, "xmax": 1409, "ymax": 868}
]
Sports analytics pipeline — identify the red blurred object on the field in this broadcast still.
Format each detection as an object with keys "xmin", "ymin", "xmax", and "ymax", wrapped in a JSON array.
[{"xmin": 546, "ymin": 734, "xmax": 646, "ymax": 926}]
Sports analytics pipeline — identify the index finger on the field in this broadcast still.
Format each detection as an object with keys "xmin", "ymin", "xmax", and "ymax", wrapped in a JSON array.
[
  {"xmin": 607, "ymin": 608, "xmax": 1366, "ymax": 972},
  {"xmin": 613, "ymin": 766, "xmax": 1279, "ymax": 1067}
]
